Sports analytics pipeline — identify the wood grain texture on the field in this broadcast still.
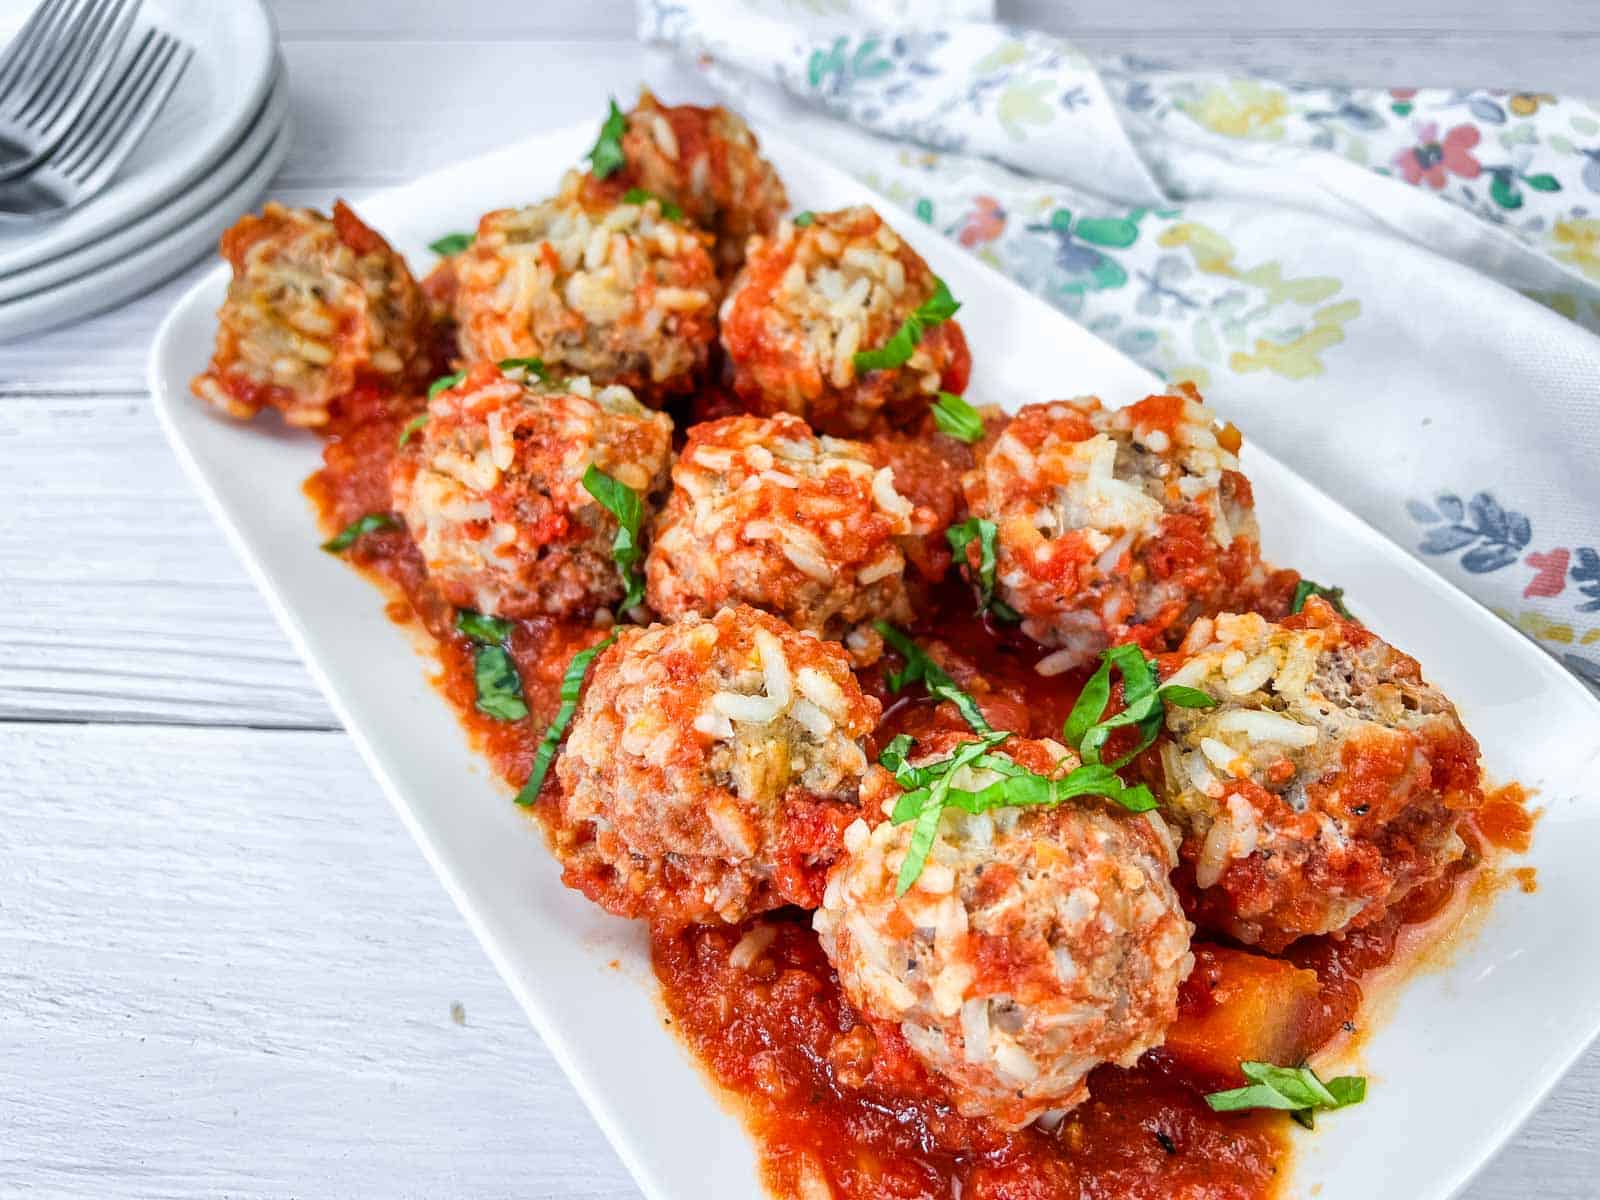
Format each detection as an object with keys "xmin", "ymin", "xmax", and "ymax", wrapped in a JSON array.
[{"xmin": 4, "ymin": 3, "xmax": 1598, "ymax": 1197}]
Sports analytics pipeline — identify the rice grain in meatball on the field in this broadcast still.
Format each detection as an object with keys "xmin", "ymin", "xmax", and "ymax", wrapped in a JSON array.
[
  {"xmin": 192, "ymin": 200, "xmax": 429, "ymax": 427},
  {"xmin": 596, "ymin": 89, "xmax": 788, "ymax": 277},
  {"xmin": 1152, "ymin": 597, "xmax": 1483, "ymax": 950},
  {"xmin": 963, "ymin": 385, "xmax": 1268, "ymax": 674},
  {"xmin": 646, "ymin": 414, "xmax": 926, "ymax": 641},
  {"xmin": 815, "ymin": 733, "xmax": 1192, "ymax": 1128},
  {"xmin": 391, "ymin": 360, "xmax": 673, "ymax": 618},
  {"xmin": 720, "ymin": 206, "xmax": 971, "ymax": 436},
  {"xmin": 453, "ymin": 175, "xmax": 719, "ymax": 403},
  {"xmin": 556, "ymin": 605, "xmax": 881, "ymax": 928}
]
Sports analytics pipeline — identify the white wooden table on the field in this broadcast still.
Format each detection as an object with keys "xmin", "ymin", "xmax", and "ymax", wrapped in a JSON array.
[{"xmin": 3, "ymin": 2, "xmax": 1597, "ymax": 1196}]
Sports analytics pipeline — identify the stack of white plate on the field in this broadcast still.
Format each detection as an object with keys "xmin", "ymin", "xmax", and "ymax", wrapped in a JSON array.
[{"xmin": 0, "ymin": 0, "xmax": 285, "ymax": 341}]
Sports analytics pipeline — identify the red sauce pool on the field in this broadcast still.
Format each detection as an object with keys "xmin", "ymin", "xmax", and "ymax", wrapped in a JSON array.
[{"xmin": 303, "ymin": 392, "xmax": 1534, "ymax": 1200}]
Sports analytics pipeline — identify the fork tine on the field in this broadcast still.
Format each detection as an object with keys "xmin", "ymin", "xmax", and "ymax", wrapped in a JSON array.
[
  {"xmin": 48, "ymin": 24, "xmax": 154, "ymax": 174},
  {"xmin": 0, "ymin": 0, "xmax": 80, "ymax": 109},
  {"xmin": 17, "ymin": 0, "xmax": 137, "ymax": 137},
  {"xmin": 0, "ymin": 0, "xmax": 73, "ymax": 100},
  {"xmin": 16, "ymin": 0, "xmax": 119, "ymax": 126},
  {"xmin": 65, "ymin": 32, "xmax": 185, "ymax": 188}
]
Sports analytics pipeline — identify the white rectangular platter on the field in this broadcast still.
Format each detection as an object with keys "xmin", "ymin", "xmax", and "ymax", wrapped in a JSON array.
[{"xmin": 149, "ymin": 118, "xmax": 1600, "ymax": 1200}]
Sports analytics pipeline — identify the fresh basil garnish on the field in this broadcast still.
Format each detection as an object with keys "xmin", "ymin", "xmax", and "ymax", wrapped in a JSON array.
[
  {"xmin": 396, "ymin": 413, "xmax": 428, "ymax": 447},
  {"xmin": 931, "ymin": 391, "xmax": 983, "ymax": 443},
  {"xmin": 428, "ymin": 231, "xmax": 474, "ymax": 256},
  {"xmin": 472, "ymin": 644, "xmax": 529, "ymax": 722},
  {"xmin": 1291, "ymin": 578, "xmax": 1351, "ymax": 617},
  {"xmin": 428, "ymin": 370, "xmax": 465, "ymax": 400},
  {"xmin": 853, "ymin": 277, "xmax": 960, "ymax": 374},
  {"xmin": 792, "ymin": 210, "xmax": 816, "ymax": 227},
  {"xmin": 497, "ymin": 356, "xmax": 548, "ymax": 380},
  {"xmin": 621, "ymin": 187, "xmax": 684, "ymax": 222},
  {"xmin": 1206, "ymin": 1062, "xmax": 1367, "ymax": 1129},
  {"xmin": 587, "ymin": 98, "xmax": 627, "ymax": 180},
  {"xmin": 1062, "ymin": 644, "xmax": 1217, "ymax": 769},
  {"xmin": 456, "ymin": 609, "xmax": 515, "ymax": 646},
  {"xmin": 581, "ymin": 464, "xmax": 645, "ymax": 611},
  {"xmin": 874, "ymin": 621, "xmax": 992, "ymax": 735},
  {"xmin": 516, "ymin": 633, "xmax": 618, "ymax": 805},
  {"xmin": 945, "ymin": 517, "xmax": 1017, "ymax": 621},
  {"xmin": 321, "ymin": 513, "xmax": 398, "ymax": 553}
]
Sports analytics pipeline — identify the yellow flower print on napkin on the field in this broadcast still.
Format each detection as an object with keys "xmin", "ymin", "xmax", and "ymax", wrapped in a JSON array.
[
  {"xmin": 1176, "ymin": 80, "xmax": 1289, "ymax": 141},
  {"xmin": 1231, "ymin": 301, "xmax": 1361, "ymax": 380},
  {"xmin": 1552, "ymin": 219, "xmax": 1600, "ymax": 282},
  {"xmin": 997, "ymin": 78, "xmax": 1056, "ymax": 140}
]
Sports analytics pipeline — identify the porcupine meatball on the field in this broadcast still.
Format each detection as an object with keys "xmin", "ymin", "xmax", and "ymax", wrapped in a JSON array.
[
  {"xmin": 815, "ymin": 733, "xmax": 1193, "ymax": 1128},
  {"xmin": 1151, "ymin": 597, "xmax": 1483, "ymax": 951},
  {"xmin": 594, "ymin": 89, "xmax": 788, "ymax": 277},
  {"xmin": 390, "ymin": 360, "xmax": 673, "ymax": 619},
  {"xmin": 191, "ymin": 201, "xmax": 429, "ymax": 427},
  {"xmin": 555, "ymin": 605, "xmax": 881, "ymax": 928},
  {"xmin": 963, "ymin": 385, "xmax": 1268, "ymax": 674},
  {"xmin": 719, "ymin": 206, "xmax": 972, "ymax": 436},
  {"xmin": 453, "ymin": 175, "xmax": 719, "ymax": 403},
  {"xmin": 645, "ymin": 413, "xmax": 927, "ymax": 642}
]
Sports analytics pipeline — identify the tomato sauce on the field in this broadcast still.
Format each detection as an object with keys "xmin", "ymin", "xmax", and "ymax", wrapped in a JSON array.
[{"xmin": 303, "ymin": 387, "xmax": 1536, "ymax": 1200}]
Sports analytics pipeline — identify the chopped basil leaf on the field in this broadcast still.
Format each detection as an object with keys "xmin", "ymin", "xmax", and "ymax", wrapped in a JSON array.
[
  {"xmin": 428, "ymin": 370, "xmax": 465, "ymax": 399},
  {"xmin": 946, "ymin": 517, "xmax": 1015, "ymax": 621},
  {"xmin": 428, "ymin": 231, "xmax": 474, "ymax": 256},
  {"xmin": 320, "ymin": 513, "xmax": 398, "ymax": 553},
  {"xmin": 581, "ymin": 464, "xmax": 645, "ymax": 611},
  {"xmin": 456, "ymin": 609, "xmax": 514, "ymax": 646},
  {"xmin": 587, "ymin": 98, "xmax": 627, "ymax": 180},
  {"xmin": 396, "ymin": 413, "xmax": 428, "ymax": 447},
  {"xmin": 931, "ymin": 391, "xmax": 984, "ymax": 443},
  {"xmin": 497, "ymin": 356, "xmax": 548, "ymax": 380},
  {"xmin": 1205, "ymin": 1062, "xmax": 1367, "ymax": 1128},
  {"xmin": 517, "ymin": 633, "xmax": 618, "ymax": 804},
  {"xmin": 852, "ymin": 277, "xmax": 961, "ymax": 374},
  {"xmin": 472, "ymin": 644, "xmax": 529, "ymax": 721},
  {"xmin": 1063, "ymin": 644, "xmax": 1216, "ymax": 769},
  {"xmin": 1291, "ymin": 578, "xmax": 1351, "ymax": 617},
  {"xmin": 621, "ymin": 187, "xmax": 684, "ymax": 222},
  {"xmin": 873, "ymin": 621, "xmax": 992, "ymax": 735},
  {"xmin": 792, "ymin": 210, "xmax": 815, "ymax": 227}
]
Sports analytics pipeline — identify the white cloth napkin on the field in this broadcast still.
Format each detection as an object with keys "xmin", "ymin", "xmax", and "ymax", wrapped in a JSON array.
[{"xmin": 640, "ymin": 0, "xmax": 1600, "ymax": 689}]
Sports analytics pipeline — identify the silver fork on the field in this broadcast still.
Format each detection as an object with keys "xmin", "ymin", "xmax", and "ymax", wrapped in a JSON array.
[
  {"xmin": 0, "ymin": 25, "xmax": 191, "ymax": 221},
  {"xmin": 0, "ymin": 0, "xmax": 143, "ymax": 184}
]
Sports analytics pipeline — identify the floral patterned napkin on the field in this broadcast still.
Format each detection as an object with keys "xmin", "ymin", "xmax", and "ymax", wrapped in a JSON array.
[{"xmin": 641, "ymin": 0, "xmax": 1600, "ymax": 689}]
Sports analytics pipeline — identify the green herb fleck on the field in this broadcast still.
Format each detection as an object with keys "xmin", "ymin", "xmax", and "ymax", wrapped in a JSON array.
[
  {"xmin": 945, "ymin": 517, "xmax": 1017, "ymax": 621},
  {"xmin": 397, "ymin": 413, "xmax": 428, "ymax": 447},
  {"xmin": 587, "ymin": 98, "xmax": 628, "ymax": 180},
  {"xmin": 321, "ymin": 513, "xmax": 398, "ymax": 553},
  {"xmin": 874, "ymin": 621, "xmax": 991, "ymax": 734},
  {"xmin": 429, "ymin": 231, "xmax": 474, "ymax": 256},
  {"xmin": 1205, "ymin": 1062, "xmax": 1367, "ymax": 1129},
  {"xmin": 456, "ymin": 609, "xmax": 514, "ymax": 646},
  {"xmin": 792, "ymin": 210, "xmax": 816, "ymax": 227},
  {"xmin": 472, "ymin": 644, "xmax": 529, "ymax": 722},
  {"xmin": 497, "ymin": 356, "xmax": 548, "ymax": 380},
  {"xmin": 1291, "ymin": 578, "xmax": 1351, "ymax": 618},
  {"xmin": 931, "ymin": 391, "xmax": 984, "ymax": 443},
  {"xmin": 621, "ymin": 187, "xmax": 684, "ymax": 222},
  {"xmin": 517, "ymin": 633, "xmax": 618, "ymax": 804},
  {"xmin": 853, "ymin": 277, "xmax": 961, "ymax": 374},
  {"xmin": 1062, "ymin": 644, "xmax": 1217, "ymax": 769},
  {"xmin": 581, "ymin": 464, "xmax": 645, "ymax": 611},
  {"xmin": 428, "ymin": 370, "xmax": 465, "ymax": 400}
]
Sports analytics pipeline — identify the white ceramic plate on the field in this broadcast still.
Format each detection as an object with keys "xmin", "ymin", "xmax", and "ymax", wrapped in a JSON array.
[
  {"xmin": 148, "ymin": 120, "xmax": 1600, "ymax": 1200},
  {"xmin": 0, "ymin": 0, "xmax": 275, "ymax": 278},
  {"xmin": 0, "ymin": 55, "xmax": 287, "ymax": 305}
]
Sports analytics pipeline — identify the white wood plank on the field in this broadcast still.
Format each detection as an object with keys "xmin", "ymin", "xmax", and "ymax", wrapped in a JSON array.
[{"xmin": 1, "ymin": 721, "xmax": 1595, "ymax": 1199}]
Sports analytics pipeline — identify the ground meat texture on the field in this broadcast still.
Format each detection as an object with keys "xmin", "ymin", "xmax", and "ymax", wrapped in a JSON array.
[
  {"xmin": 555, "ymin": 605, "xmax": 881, "ymax": 928},
  {"xmin": 390, "ymin": 360, "xmax": 672, "ymax": 619},
  {"xmin": 646, "ymin": 414, "xmax": 928, "ymax": 641},
  {"xmin": 1152, "ymin": 597, "xmax": 1483, "ymax": 951},
  {"xmin": 452, "ymin": 173, "xmax": 719, "ymax": 403},
  {"xmin": 719, "ymin": 206, "xmax": 972, "ymax": 436},
  {"xmin": 191, "ymin": 200, "xmax": 429, "ymax": 428},
  {"xmin": 596, "ymin": 89, "xmax": 788, "ymax": 278},
  {"xmin": 815, "ymin": 733, "xmax": 1193, "ymax": 1129},
  {"xmin": 963, "ymin": 385, "xmax": 1269, "ymax": 675}
]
